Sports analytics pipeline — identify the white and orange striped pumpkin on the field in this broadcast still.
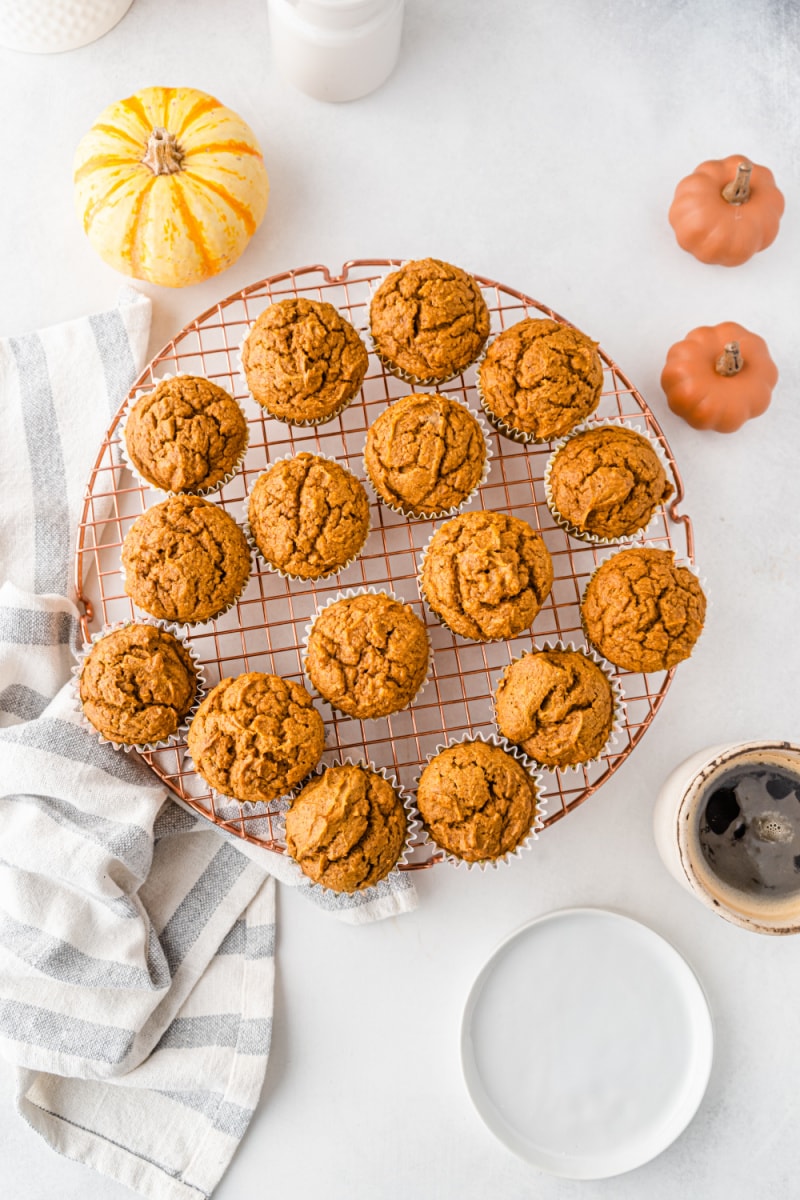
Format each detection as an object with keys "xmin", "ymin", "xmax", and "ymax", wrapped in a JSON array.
[{"xmin": 73, "ymin": 87, "xmax": 269, "ymax": 288}]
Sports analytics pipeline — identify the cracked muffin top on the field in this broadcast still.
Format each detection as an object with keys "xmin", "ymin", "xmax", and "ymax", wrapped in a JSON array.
[
  {"xmin": 122, "ymin": 495, "xmax": 251, "ymax": 625},
  {"xmin": 478, "ymin": 318, "xmax": 604, "ymax": 441},
  {"xmin": 187, "ymin": 672, "xmax": 325, "ymax": 804},
  {"xmin": 247, "ymin": 453, "xmax": 370, "ymax": 579},
  {"xmin": 285, "ymin": 764, "xmax": 407, "ymax": 892},
  {"xmin": 547, "ymin": 425, "xmax": 673, "ymax": 540},
  {"xmin": 364, "ymin": 394, "xmax": 486, "ymax": 517},
  {"xmin": 369, "ymin": 258, "xmax": 490, "ymax": 383},
  {"xmin": 416, "ymin": 740, "xmax": 539, "ymax": 862},
  {"xmin": 241, "ymin": 298, "xmax": 368, "ymax": 424},
  {"xmin": 420, "ymin": 511, "xmax": 553, "ymax": 642},
  {"xmin": 581, "ymin": 547, "xmax": 706, "ymax": 672},
  {"xmin": 79, "ymin": 623, "xmax": 198, "ymax": 746},
  {"xmin": 305, "ymin": 592, "xmax": 429, "ymax": 720},
  {"xmin": 494, "ymin": 649, "xmax": 615, "ymax": 768},
  {"xmin": 124, "ymin": 375, "xmax": 248, "ymax": 494}
]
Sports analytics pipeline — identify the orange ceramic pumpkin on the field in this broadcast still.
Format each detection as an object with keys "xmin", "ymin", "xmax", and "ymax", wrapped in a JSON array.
[
  {"xmin": 661, "ymin": 322, "xmax": 778, "ymax": 433},
  {"xmin": 668, "ymin": 155, "xmax": 784, "ymax": 266}
]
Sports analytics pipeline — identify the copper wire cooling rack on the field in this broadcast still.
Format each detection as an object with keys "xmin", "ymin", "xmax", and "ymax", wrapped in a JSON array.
[{"xmin": 75, "ymin": 260, "xmax": 694, "ymax": 868}]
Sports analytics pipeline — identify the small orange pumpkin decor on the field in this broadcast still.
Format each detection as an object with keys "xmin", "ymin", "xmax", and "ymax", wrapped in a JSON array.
[
  {"xmin": 668, "ymin": 155, "xmax": 784, "ymax": 266},
  {"xmin": 661, "ymin": 322, "xmax": 778, "ymax": 433}
]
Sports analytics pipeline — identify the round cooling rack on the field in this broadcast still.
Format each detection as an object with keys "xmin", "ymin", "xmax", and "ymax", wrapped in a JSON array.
[{"xmin": 75, "ymin": 260, "xmax": 694, "ymax": 868}]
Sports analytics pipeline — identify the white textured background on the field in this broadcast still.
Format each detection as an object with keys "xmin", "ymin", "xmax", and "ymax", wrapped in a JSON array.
[{"xmin": 1, "ymin": 1, "xmax": 800, "ymax": 1196}]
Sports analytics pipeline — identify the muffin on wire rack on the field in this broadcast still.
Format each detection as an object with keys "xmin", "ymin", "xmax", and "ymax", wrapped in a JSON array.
[
  {"xmin": 284, "ymin": 762, "xmax": 413, "ymax": 893},
  {"xmin": 369, "ymin": 258, "xmax": 490, "ymax": 384},
  {"xmin": 363, "ymin": 393, "xmax": 489, "ymax": 519},
  {"xmin": 241, "ymin": 297, "xmax": 368, "ymax": 425}
]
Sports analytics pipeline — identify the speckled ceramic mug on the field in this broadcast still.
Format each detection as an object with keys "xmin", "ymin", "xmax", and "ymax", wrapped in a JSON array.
[{"xmin": 653, "ymin": 740, "xmax": 800, "ymax": 936}]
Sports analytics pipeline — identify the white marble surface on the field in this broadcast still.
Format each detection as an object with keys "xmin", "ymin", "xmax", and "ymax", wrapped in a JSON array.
[{"xmin": 2, "ymin": 0, "xmax": 800, "ymax": 1196}]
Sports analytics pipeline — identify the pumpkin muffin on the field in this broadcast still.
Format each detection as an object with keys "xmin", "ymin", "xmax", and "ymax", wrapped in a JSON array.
[
  {"xmin": 79, "ymin": 623, "xmax": 198, "ymax": 746},
  {"xmin": 364, "ymin": 393, "xmax": 487, "ymax": 518},
  {"xmin": 121, "ymin": 495, "xmax": 251, "ymax": 625},
  {"xmin": 305, "ymin": 592, "xmax": 429, "ymax": 720},
  {"xmin": 547, "ymin": 425, "xmax": 673, "ymax": 541},
  {"xmin": 420, "ymin": 511, "xmax": 553, "ymax": 642},
  {"xmin": 369, "ymin": 258, "xmax": 490, "ymax": 383},
  {"xmin": 285, "ymin": 764, "xmax": 408, "ymax": 892},
  {"xmin": 581, "ymin": 547, "xmax": 706, "ymax": 672},
  {"xmin": 495, "ymin": 649, "xmax": 615, "ymax": 768},
  {"xmin": 247, "ymin": 453, "xmax": 370, "ymax": 579},
  {"xmin": 241, "ymin": 298, "xmax": 368, "ymax": 424},
  {"xmin": 478, "ymin": 318, "xmax": 604, "ymax": 441},
  {"xmin": 187, "ymin": 672, "xmax": 325, "ymax": 803},
  {"xmin": 123, "ymin": 375, "xmax": 248, "ymax": 494},
  {"xmin": 417, "ymin": 740, "xmax": 539, "ymax": 863}
]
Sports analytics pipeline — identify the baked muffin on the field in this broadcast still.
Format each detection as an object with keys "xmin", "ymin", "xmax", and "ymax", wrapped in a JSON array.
[
  {"xmin": 241, "ymin": 298, "xmax": 368, "ymax": 424},
  {"xmin": 305, "ymin": 592, "xmax": 429, "ymax": 719},
  {"xmin": 581, "ymin": 547, "xmax": 706, "ymax": 672},
  {"xmin": 369, "ymin": 258, "xmax": 490, "ymax": 383},
  {"xmin": 420, "ymin": 511, "xmax": 553, "ymax": 641},
  {"xmin": 478, "ymin": 318, "xmax": 603, "ymax": 441},
  {"xmin": 416, "ymin": 740, "xmax": 539, "ymax": 863},
  {"xmin": 248, "ymin": 453, "xmax": 370, "ymax": 579},
  {"xmin": 285, "ymin": 763, "xmax": 408, "ymax": 892},
  {"xmin": 187, "ymin": 672, "xmax": 325, "ymax": 803},
  {"xmin": 364, "ymin": 393, "xmax": 487, "ymax": 517},
  {"xmin": 123, "ymin": 375, "xmax": 248, "ymax": 494},
  {"xmin": 79, "ymin": 623, "xmax": 198, "ymax": 746},
  {"xmin": 495, "ymin": 648, "xmax": 615, "ymax": 768},
  {"xmin": 547, "ymin": 425, "xmax": 673, "ymax": 541},
  {"xmin": 121, "ymin": 495, "xmax": 251, "ymax": 625}
]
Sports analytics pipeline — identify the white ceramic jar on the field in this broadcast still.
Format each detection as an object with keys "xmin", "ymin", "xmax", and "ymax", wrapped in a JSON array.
[
  {"xmin": 268, "ymin": 0, "xmax": 404, "ymax": 102},
  {"xmin": 0, "ymin": 0, "xmax": 133, "ymax": 53},
  {"xmin": 653, "ymin": 740, "xmax": 800, "ymax": 935}
]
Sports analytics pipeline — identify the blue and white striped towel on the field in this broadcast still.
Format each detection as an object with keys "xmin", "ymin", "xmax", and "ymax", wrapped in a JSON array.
[{"xmin": 0, "ymin": 290, "xmax": 416, "ymax": 1200}]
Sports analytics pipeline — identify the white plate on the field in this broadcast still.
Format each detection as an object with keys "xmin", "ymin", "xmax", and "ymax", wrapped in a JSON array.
[{"xmin": 460, "ymin": 908, "xmax": 713, "ymax": 1180}]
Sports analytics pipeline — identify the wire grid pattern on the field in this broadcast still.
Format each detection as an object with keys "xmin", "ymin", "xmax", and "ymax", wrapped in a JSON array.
[{"xmin": 75, "ymin": 261, "xmax": 694, "ymax": 867}]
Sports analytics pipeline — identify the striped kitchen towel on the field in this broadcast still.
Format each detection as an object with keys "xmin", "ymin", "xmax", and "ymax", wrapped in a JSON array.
[{"xmin": 0, "ymin": 294, "xmax": 416, "ymax": 1200}]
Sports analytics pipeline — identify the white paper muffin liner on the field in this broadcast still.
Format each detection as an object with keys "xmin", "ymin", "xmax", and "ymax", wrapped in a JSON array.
[
  {"xmin": 242, "ymin": 451, "xmax": 371, "ymax": 581},
  {"xmin": 268, "ymin": 758, "xmax": 421, "ymax": 895},
  {"xmin": 579, "ymin": 542, "xmax": 708, "ymax": 671},
  {"xmin": 492, "ymin": 641, "xmax": 626, "ymax": 774},
  {"xmin": 119, "ymin": 373, "xmax": 250, "ymax": 497},
  {"xmin": 414, "ymin": 731, "xmax": 547, "ymax": 871},
  {"xmin": 71, "ymin": 618, "xmax": 207, "ymax": 753},
  {"xmin": 238, "ymin": 315, "xmax": 366, "ymax": 427},
  {"xmin": 543, "ymin": 418, "xmax": 675, "ymax": 546},
  {"xmin": 301, "ymin": 587, "xmax": 433, "ymax": 720},
  {"xmin": 361, "ymin": 395, "xmax": 494, "ymax": 521},
  {"xmin": 366, "ymin": 262, "xmax": 491, "ymax": 388}
]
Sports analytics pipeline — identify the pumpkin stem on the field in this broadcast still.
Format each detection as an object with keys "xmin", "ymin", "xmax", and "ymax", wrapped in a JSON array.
[
  {"xmin": 721, "ymin": 162, "xmax": 752, "ymax": 205},
  {"xmin": 715, "ymin": 342, "xmax": 744, "ymax": 376},
  {"xmin": 142, "ymin": 127, "xmax": 184, "ymax": 176}
]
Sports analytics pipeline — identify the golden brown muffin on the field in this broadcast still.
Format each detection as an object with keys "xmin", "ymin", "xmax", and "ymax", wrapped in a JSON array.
[
  {"xmin": 248, "ymin": 453, "xmax": 370, "ymax": 578},
  {"xmin": 364, "ymin": 393, "xmax": 486, "ymax": 517},
  {"xmin": 305, "ymin": 592, "xmax": 429, "ymax": 719},
  {"xmin": 187, "ymin": 672, "xmax": 324, "ymax": 803},
  {"xmin": 241, "ymin": 298, "xmax": 368, "ymax": 424},
  {"xmin": 581, "ymin": 547, "xmax": 706, "ymax": 672},
  {"xmin": 420, "ymin": 511, "xmax": 553, "ymax": 642},
  {"xmin": 369, "ymin": 258, "xmax": 490, "ymax": 383},
  {"xmin": 416, "ymin": 740, "xmax": 539, "ymax": 862},
  {"xmin": 547, "ymin": 425, "xmax": 673, "ymax": 540},
  {"xmin": 495, "ymin": 649, "xmax": 614, "ymax": 767},
  {"xmin": 79, "ymin": 623, "xmax": 198, "ymax": 746},
  {"xmin": 285, "ymin": 764, "xmax": 407, "ymax": 892},
  {"xmin": 123, "ymin": 375, "xmax": 248, "ymax": 494},
  {"xmin": 121, "ymin": 495, "xmax": 251, "ymax": 625},
  {"xmin": 478, "ymin": 318, "xmax": 604, "ymax": 441}
]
